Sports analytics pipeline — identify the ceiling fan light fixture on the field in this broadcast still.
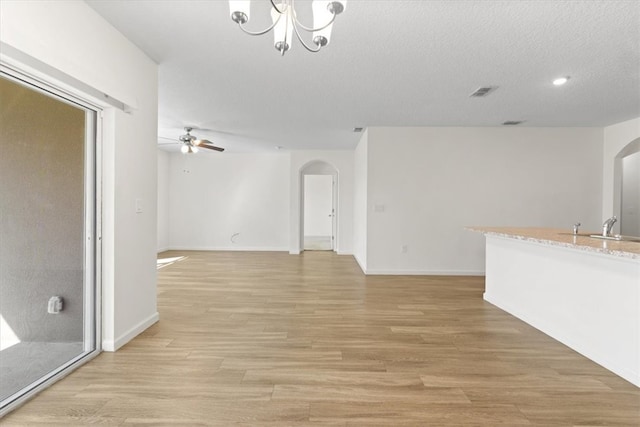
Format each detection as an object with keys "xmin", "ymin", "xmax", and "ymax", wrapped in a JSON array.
[
  {"xmin": 229, "ymin": 0, "xmax": 346, "ymax": 55},
  {"xmin": 181, "ymin": 144, "xmax": 199, "ymax": 154},
  {"xmin": 177, "ymin": 127, "xmax": 225, "ymax": 153}
]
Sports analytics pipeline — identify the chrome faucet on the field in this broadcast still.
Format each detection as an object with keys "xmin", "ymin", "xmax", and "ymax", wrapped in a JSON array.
[
  {"xmin": 572, "ymin": 222, "xmax": 581, "ymax": 235},
  {"xmin": 602, "ymin": 216, "xmax": 617, "ymax": 237}
]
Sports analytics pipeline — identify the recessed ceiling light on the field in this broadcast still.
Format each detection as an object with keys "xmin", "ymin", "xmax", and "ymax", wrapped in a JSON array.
[{"xmin": 553, "ymin": 76, "xmax": 570, "ymax": 86}]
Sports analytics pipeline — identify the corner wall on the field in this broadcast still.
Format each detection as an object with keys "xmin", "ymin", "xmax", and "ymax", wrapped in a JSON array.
[
  {"xmin": 1, "ymin": 0, "xmax": 159, "ymax": 351},
  {"xmin": 353, "ymin": 130, "xmax": 368, "ymax": 270}
]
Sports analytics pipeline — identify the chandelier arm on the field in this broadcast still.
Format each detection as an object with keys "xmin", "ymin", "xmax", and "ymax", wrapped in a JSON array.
[
  {"xmin": 238, "ymin": 12, "xmax": 282, "ymax": 36},
  {"xmin": 292, "ymin": 20, "xmax": 322, "ymax": 53},
  {"xmin": 269, "ymin": 0, "xmax": 286, "ymax": 15},
  {"xmin": 292, "ymin": 5, "xmax": 337, "ymax": 33}
]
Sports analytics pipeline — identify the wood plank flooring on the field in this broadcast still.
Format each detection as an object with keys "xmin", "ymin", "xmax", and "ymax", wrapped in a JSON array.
[{"xmin": 3, "ymin": 250, "xmax": 639, "ymax": 425}]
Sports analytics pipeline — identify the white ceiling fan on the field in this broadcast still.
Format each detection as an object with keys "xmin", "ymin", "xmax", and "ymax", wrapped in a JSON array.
[{"xmin": 165, "ymin": 127, "xmax": 225, "ymax": 153}]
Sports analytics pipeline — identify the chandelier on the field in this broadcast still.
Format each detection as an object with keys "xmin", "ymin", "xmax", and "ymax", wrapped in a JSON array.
[{"xmin": 228, "ymin": 1, "xmax": 347, "ymax": 55}]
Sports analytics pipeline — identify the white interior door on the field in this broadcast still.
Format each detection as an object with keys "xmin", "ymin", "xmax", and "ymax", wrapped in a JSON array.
[{"xmin": 303, "ymin": 175, "xmax": 334, "ymax": 250}]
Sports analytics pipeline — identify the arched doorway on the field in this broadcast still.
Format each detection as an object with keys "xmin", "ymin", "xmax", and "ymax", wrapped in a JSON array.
[
  {"xmin": 299, "ymin": 161, "xmax": 338, "ymax": 252},
  {"xmin": 614, "ymin": 137, "xmax": 640, "ymax": 236}
]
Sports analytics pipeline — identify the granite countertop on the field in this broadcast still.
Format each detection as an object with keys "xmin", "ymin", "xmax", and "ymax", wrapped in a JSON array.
[{"xmin": 469, "ymin": 227, "xmax": 640, "ymax": 260}]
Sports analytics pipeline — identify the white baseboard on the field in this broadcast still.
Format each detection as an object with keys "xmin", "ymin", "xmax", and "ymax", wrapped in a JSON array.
[
  {"xmin": 102, "ymin": 311, "xmax": 159, "ymax": 352},
  {"xmin": 364, "ymin": 269, "xmax": 485, "ymax": 276},
  {"xmin": 353, "ymin": 254, "xmax": 367, "ymax": 274},
  {"xmin": 157, "ymin": 246, "xmax": 170, "ymax": 253},
  {"xmin": 168, "ymin": 246, "xmax": 289, "ymax": 252}
]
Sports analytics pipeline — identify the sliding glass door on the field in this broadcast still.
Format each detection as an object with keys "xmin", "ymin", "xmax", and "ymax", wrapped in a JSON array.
[{"xmin": 0, "ymin": 71, "xmax": 99, "ymax": 413}]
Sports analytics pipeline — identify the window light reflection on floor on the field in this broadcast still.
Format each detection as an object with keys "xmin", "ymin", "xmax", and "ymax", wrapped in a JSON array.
[{"xmin": 156, "ymin": 256, "xmax": 186, "ymax": 269}]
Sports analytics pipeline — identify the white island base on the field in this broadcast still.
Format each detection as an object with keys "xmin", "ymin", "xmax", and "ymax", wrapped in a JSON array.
[{"xmin": 476, "ymin": 228, "xmax": 640, "ymax": 387}]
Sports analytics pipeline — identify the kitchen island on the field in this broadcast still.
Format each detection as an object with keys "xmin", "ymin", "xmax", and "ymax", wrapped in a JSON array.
[{"xmin": 471, "ymin": 227, "xmax": 640, "ymax": 387}]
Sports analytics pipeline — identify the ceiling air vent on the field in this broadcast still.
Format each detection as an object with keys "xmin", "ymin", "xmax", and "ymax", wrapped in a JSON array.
[
  {"xmin": 502, "ymin": 120, "xmax": 525, "ymax": 126},
  {"xmin": 353, "ymin": 127, "xmax": 364, "ymax": 133},
  {"xmin": 470, "ymin": 86, "xmax": 498, "ymax": 97}
]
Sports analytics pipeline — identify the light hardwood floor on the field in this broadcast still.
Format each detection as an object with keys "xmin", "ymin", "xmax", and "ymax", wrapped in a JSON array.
[{"xmin": 3, "ymin": 251, "xmax": 639, "ymax": 425}]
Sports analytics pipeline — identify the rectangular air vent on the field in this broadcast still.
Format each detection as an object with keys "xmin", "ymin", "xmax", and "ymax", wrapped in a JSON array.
[
  {"xmin": 502, "ymin": 120, "xmax": 525, "ymax": 126},
  {"xmin": 353, "ymin": 127, "xmax": 364, "ymax": 133},
  {"xmin": 470, "ymin": 86, "xmax": 498, "ymax": 97}
]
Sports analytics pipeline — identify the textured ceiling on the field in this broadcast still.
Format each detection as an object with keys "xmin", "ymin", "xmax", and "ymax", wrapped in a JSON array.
[{"xmin": 85, "ymin": 0, "xmax": 640, "ymax": 153}]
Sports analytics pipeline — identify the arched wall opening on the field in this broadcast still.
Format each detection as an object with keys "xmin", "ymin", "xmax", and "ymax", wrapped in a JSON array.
[{"xmin": 613, "ymin": 137, "xmax": 640, "ymax": 236}]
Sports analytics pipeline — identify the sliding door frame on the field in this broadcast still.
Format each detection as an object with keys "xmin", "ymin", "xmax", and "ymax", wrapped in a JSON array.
[{"xmin": 0, "ymin": 65, "xmax": 103, "ymax": 417}]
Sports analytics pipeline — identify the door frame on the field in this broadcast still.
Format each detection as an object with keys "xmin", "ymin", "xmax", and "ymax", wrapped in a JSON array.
[
  {"xmin": 0, "ymin": 62, "xmax": 103, "ymax": 417},
  {"xmin": 302, "ymin": 174, "xmax": 335, "ymax": 251},
  {"xmin": 298, "ymin": 161, "xmax": 339, "ymax": 253}
]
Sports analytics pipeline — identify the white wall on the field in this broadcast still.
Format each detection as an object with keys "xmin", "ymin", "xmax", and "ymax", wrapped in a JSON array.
[
  {"xmin": 290, "ymin": 151, "xmax": 354, "ymax": 255},
  {"xmin": 157, "ymin": 150, "xmax": 170, "ymax": 252},
  {"xmin": 363, "ymin": 127, "xmax": 603, "ymax": 275},
  {"xmin": 1, "ymin": 0, "xmax": 159, "ymax": 351},
  {"xmin": 353, "ymin": 130, "xmax": 369, "ymax": 270},
  {"xmin": 168, "ymin": 152, "xmax": 290, "ymax": 251}
]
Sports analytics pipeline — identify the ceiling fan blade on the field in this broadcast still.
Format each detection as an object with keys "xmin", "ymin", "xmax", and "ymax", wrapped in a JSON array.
[
  {"xmin": 193, "ymin": 139, "xmax": 213, "ymax": 146},
  {"xmin": 198, "ymin": 142, "xmax": 225, "ymax": 152}
]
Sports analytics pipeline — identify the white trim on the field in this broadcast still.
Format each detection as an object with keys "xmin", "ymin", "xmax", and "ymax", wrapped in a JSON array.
[
  {"xmin": 157, "ymin": 246, "xmax": 170, "ymax": 254},
  {"xmin": 102, "ymin": 312, "xmax": 159, "ymax": 352},
  {"xmin": 168, "ymin": 246, "xmax": 289, "ymax": 252},
  {"xmin": 0, "ymin": 42, "xmax": 131, "ymax": 111},
  {"xmin": 364, "ymin": 269, "xmax": 485, "ymax": 276},
  {"xmin": 353, "ymin": 254, "xmax": 367, "ymax": 274}
]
